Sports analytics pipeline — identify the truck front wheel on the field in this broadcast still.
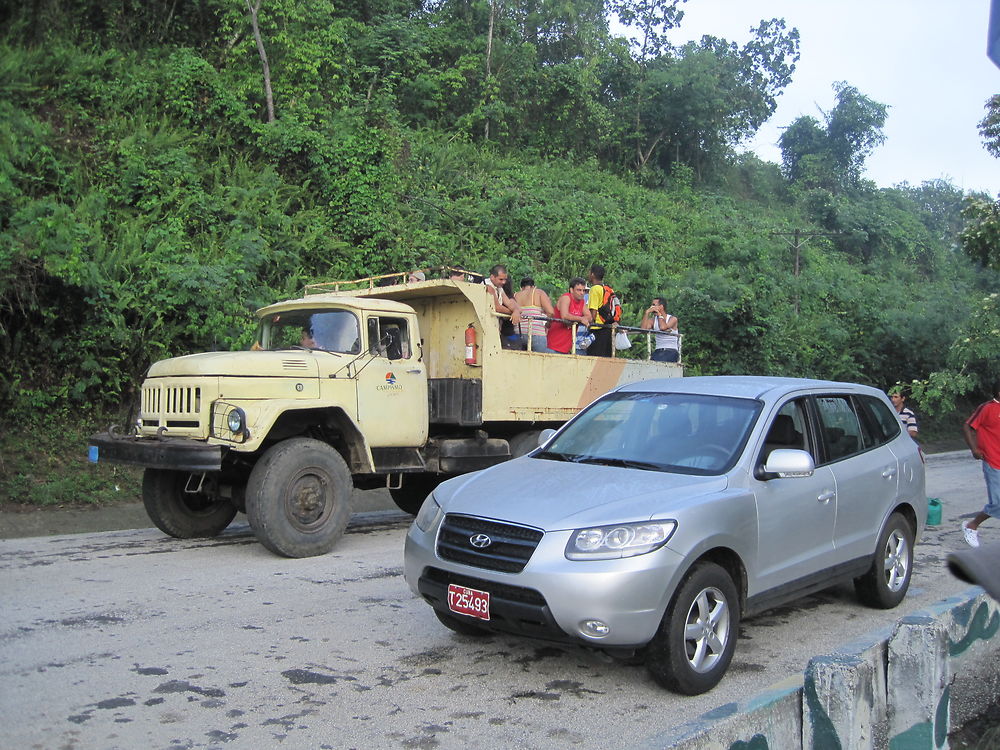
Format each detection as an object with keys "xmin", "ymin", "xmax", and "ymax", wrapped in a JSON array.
[
  {"xmin": 389, "ymin": 474, "xmax": 445, "ymax": 515},
  {"xmin": 142, "ymin": 469, "xmax": 237, "ymax": 539},
  {"xmin": 245, "ymin": 438, "xmax": 352, "ymax": 558}
]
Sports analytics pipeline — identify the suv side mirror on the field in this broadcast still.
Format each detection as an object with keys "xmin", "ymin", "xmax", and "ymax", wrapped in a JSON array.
[
  {"xmin": 762, "ymin": 449, "xmax": 815, "ymax": 478},
  {"xmin": 538, "ymin": 428, "xmax": 557, "ymax": 448}
]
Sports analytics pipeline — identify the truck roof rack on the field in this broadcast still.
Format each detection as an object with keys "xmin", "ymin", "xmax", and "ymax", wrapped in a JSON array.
[{"xmin": 305, "ymin": 267, "xmax": 481, "ymax": 294}]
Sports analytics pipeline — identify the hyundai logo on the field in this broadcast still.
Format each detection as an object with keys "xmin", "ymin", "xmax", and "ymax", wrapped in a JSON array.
[{"xmin": 469, "ymin": 533, "xmax": 492, "ymax": 549}]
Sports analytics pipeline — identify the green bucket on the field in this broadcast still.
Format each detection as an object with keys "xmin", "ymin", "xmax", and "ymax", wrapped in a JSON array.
[{"xmin": 926, "ymin": 497, "xmax": 942, "ymax": 526}]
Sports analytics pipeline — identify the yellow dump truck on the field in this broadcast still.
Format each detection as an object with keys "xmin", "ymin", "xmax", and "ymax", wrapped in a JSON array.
[{"xmin": 89, "ymin": 272, "xmax": 682, "ymax": 557}]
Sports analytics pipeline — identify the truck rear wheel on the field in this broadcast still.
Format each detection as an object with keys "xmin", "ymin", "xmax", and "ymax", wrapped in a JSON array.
[
  {"xmin": 142, "ymin": 469, "xmax": 237, "ymax": 539},
  {"xmin": 245, "ymin": 438, "xmax": 352, "ymax": 558},
  {"xmin": 389, "ymin": 474, "xmax": 444, "ymax": 515}
]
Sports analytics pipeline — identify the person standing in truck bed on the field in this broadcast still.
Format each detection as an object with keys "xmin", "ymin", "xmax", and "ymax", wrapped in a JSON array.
[
  {"xmin": 640, "ymin": 296, "xmax": 680, "ymax": 363},
  {"xmin": 586, "ymin": 264, "xmax": 613, "ymax": 357},
  {"xmin": 483, "ymin": 264, "xmax": 522, "ymax": 349},
  {"xmin": 514, "ymin": 277, "xmax": 557, "ymax": 353},
  {"xmin": 547, "ymin": 277, "xmax": 591, "ymax": 354}
]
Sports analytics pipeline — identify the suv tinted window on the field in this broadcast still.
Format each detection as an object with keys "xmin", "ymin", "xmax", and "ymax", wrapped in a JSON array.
[
  {"xmin": 856, "ymin": 394, "xmax": 901, "ymax": 446},
  {"xmin": 814, "ymin": 395, "xmax": 863, "ymax": 463}
]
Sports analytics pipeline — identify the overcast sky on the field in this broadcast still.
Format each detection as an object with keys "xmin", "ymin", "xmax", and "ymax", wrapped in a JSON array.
[{"xmin": 666, "ymin": 1, "xmax": 999, "ymax": 195}]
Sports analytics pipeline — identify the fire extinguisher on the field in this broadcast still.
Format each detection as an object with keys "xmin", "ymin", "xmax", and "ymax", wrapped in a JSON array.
[{"xmin": 465, "ymin": 323, "xmax": 477, "ymax": 365}]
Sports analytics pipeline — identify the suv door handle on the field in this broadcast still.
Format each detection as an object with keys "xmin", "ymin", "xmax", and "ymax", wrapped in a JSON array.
[
  {"xmin": 882, "ymin": 467, "xmax": 897, "ymax": 479},
  {"xmin": 817, "ymin": 490, "xmax": 835, "ymax": 503},
  {"xmin": 405, "ymin": 368, "xmax": 422, "ymax": 374}
]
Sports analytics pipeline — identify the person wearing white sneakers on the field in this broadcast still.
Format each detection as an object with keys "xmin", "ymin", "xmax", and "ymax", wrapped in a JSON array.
[{"xmin": 961, "ymin": 380, "xmax": 1000, "ymax": 547}]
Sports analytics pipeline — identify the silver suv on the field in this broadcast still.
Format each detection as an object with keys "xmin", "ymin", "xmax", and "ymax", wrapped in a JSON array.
[{"xmin": 403, "ymin": 376, "xmax": 926, "ymax": 694}]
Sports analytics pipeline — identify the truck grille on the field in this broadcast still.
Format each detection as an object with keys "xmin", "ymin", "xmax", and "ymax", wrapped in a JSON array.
[
  {"xmin": 437, "ymin": 514, "xmax": 543, "ymax": 573},
  {"xmin": 140, "ymin": 384, "xmax": 205, "ymax": 432}
]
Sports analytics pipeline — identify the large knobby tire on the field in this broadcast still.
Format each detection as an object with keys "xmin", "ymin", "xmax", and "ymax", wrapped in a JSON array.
[
  {"xmin": 142, "ymin": 468, "xmax": 237, "ymax": 539},
  {"xmin": 245, "ymin": 438, "xmax": 352, "ymax": 558},
  {"xmin": 389, "ymin": 474, "xmax": 445, "ymax": 515},
  {"xmin": 854, "ymin": 512, "xmax": 914, "ymax": 609},
  {"xmin": 644, "ymin": 562, "xmax": 740, "ymax": 695},
  {"xmin": 434, "ymin": 609, "xmax": 493, "ymax": 637}
]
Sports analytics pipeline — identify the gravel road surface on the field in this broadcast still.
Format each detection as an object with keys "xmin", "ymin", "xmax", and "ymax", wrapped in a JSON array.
[{"xmin": 0, "ymin": 452, "xmax": 990, "ymax": 749}]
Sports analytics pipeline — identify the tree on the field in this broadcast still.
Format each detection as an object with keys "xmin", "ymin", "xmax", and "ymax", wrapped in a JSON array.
[
  {"xmin": 606, "ymin": 0, "xmax": 685, "ymax": 172},
  {"xmin": 779, "ymin": 82, "xmax": 887, "ymax": 190},
  {"xmin": 979, "ymin": 94, "xmax": 1000, "ymax": 158},
  {"xmin": 960, "ymin": 196, "xmax": 1000, "ymax": 270},
  {"xmin": 246, "ymin": 0, "xmax": 276, "ymax": 123},
  {"xmin": 626, "ymin": 19, "xmax": 799, "ymax": 179},
  {"xmin": 777, "ymin": 116, "xmax": 830, "ymax": 185},
  {"xmin": 824, "ymin": 82, "xmax": 887, "ymax": 183}
]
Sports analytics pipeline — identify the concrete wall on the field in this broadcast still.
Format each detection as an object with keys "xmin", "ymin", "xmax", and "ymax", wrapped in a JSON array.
[{"xmin": 638, "ymin": 588, "xmax": 1000, "ymax": 750}]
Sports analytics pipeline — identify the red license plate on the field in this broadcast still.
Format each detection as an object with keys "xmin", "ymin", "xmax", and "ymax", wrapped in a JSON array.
[{"xmin": 447, "ymin": 583, "xmax": 491, "ymax": 621}]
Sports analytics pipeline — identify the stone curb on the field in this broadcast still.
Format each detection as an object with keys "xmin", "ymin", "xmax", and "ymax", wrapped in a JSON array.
[{"xmin": 636, "ymin": 588, "xmax": 1000, "ymax": 749}]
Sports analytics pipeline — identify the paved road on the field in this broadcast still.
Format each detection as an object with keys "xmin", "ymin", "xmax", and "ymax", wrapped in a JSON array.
[{"xmin": 0, "ymin": 453, "xmax": 990, "ymax": 750}]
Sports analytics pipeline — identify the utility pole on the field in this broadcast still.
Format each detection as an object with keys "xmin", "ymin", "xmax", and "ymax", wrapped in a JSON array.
[{"xmin": 771, "ymin": 230, "xmax": 841, "ymax": 313}]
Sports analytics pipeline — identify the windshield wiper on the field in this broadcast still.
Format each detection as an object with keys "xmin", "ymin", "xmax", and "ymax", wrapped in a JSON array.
[
  {"xmin": 534, "ymin": 450, "xmax": 573, "ymax": 462},
  {"xmin": 279, "ymin": 346, "xmax": 344, "ymax": 356},
  {"xmin": 575, "ymin": 456, "xmax": 663, "ymax": 471}
]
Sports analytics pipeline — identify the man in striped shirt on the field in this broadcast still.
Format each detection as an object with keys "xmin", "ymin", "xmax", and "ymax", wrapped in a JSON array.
[{"xmin": 890, "ymin": 390, "xmax": 919, "ymax": 438}]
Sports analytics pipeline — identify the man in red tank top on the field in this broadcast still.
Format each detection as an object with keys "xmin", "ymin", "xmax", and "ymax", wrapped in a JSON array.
[{"xmin": 547, "ymin": 278, "xmax": 591, "ymax": 354}]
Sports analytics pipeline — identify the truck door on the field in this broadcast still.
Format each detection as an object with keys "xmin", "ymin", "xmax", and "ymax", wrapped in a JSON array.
[{"xmin": 356, "ymin": 314, "xmax": 429, "ymax": 447}]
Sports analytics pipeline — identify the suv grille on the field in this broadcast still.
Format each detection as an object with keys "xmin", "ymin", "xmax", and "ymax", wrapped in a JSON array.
[{"xmin": 437, "ymin": 514, "xmax": 543, "ymax": 573}]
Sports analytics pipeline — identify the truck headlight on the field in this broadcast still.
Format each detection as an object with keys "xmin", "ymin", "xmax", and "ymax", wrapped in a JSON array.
[
  {"xmin": 565, "ymin": 521, "xmax": 676, "ymax": 560},
  {"xmin": 227, "ymin": 407, "xmax": 246, "ymax": 435}
]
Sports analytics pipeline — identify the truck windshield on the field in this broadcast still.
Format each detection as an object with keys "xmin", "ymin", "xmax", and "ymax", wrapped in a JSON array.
[
  {"xmin": 537, "ymin": 391, "xmax": 762, "ymax": 476},
  {"xmin": 258, "ymin": 310, "xmax": 362, "ymax": 354}
]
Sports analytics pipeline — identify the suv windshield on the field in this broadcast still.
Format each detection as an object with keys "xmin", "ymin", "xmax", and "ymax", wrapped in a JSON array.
[
  {"xmin": 257, "ymin": 310, "xmax": 361, "ymax": 354},
  {"xmin": 539, "ymin": 391, "xmax": 762, "ymax": 475}
]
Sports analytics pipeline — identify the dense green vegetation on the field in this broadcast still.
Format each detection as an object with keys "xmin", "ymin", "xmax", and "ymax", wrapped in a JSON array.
[{"xmin": 0, "ymin": 1, "xmax": 998, "ymax": 504}]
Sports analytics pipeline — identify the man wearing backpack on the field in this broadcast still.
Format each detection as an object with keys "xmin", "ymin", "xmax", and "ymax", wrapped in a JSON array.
[{"xmin": 586, "ymin": 264, "xmax": 617, "ymax": 357}]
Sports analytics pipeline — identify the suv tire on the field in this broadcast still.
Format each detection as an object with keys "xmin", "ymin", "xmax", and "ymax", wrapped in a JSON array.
[
  {"xmin": 645, "ymin": 562, "xmax": 739, "ymax": 695},
  {"xmin": 246, "ymin": 438, "xmax": 352, "ymax": 558},
  {"xmin": 142, "ymin": 468, "xmax": 237, "ymax": 538},
  {"xmin": 854, "ymin": 512, "xmax": 914, "ymax": 609}
]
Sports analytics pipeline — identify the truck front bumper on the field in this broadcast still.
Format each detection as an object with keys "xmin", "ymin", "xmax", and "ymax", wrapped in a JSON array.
[{"xmin": 88, "ymin": 432, "xmax": 224, "ymax": 473}]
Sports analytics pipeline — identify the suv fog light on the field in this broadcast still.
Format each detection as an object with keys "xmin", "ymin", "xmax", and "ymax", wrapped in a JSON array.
[{"xmin": 581, "ymin": 619, "xmax": 610, "ymax": 637}]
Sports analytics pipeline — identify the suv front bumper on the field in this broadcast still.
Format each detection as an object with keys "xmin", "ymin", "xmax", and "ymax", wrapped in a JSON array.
[{"xmin": 88, "ymin": 432, "xmax": 223, "ymax": 473}]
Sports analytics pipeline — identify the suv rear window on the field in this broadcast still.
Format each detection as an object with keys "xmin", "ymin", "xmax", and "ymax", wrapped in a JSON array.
[{"xmin": 856, "ymin": 394, "xmax": 902, "ymax": 446}]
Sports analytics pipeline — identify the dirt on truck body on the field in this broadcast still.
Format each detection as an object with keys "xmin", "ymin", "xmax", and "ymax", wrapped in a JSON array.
[{"xmin": 89, "ymin": 272, "xmax": 683, "ymax": 557}]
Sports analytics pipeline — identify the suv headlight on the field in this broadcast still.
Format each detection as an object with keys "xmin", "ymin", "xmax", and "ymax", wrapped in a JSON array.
[
  {"xmin": 565, "ymin": 521, "xmax": 676, "ymax": 560},
  {"xmin": 414, "ymin": 494, "xmax": 442, "ymax": 532}
]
